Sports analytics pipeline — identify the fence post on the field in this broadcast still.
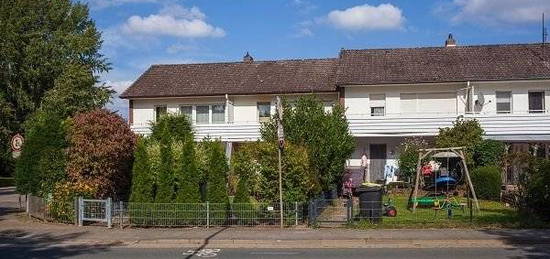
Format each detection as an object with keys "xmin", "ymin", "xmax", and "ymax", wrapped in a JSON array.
[
  {"xmin": 119, "ymin": 201, "xmax": 123, "ymax": 229},
  {"xmin": 106, "ymin": 198, "xmax": 112, "ymax": 228},
  {"xmin": 78, "ymin": 197, "xmax": 83, "ymax": 227},
  {"xmin": 295, "ymin": 202, "xmax": 298, "ymax": 226},
  {"xmin": 206, "ymin": 202, "xmax": 210, "ymax": 228},
  {"xmin": 74, "ymin": 197, "xmax": 79, "ymax": 226},
  {"xmin": 26, "ymin": 194, "xmax": 29, "ymax": 215}
]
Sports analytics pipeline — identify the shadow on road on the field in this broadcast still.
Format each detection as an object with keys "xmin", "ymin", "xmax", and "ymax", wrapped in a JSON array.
[
  {"xmin": 482, "ymin": 229, "xmax": 550, "ymax": 259},
  {"xmin": 185, "ymin": 227, "xmax": 228, "ymax": 259},
  {"xmin": 0, "ymin": 229, "xmax": 119, "ymax": 259}
]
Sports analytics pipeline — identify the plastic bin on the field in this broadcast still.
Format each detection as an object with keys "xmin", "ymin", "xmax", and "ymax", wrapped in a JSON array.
[{"xmin": 356, "ymin": 185, "xmax": 383, "ymax": 223}]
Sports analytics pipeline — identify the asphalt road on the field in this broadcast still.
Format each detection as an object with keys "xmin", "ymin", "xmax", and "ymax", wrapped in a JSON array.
[{"xmin": 1, "ymin": 246, "xmax": 550, "ymax": 259}]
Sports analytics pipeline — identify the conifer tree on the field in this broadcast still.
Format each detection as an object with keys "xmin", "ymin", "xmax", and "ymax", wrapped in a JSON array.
[
  {"xmin": 175, "ymin": 138, "xmax": 201, "ymax": 203},
  {"xmin": 205, "ymin": 140, "xmax": 229, "ymax": 203},
  {"xmin": 155, "ymin": 132, "xmax": 174, "ymax": 203},
  {"xmin": 130, "ymin": 138, "xmax": 154, "ymax": 203},
  {"xmin": 233, "ymin": 176, "xmax": 251, "ymax": 203}
]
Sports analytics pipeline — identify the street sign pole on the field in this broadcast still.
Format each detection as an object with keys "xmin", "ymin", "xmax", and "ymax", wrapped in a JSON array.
[{"xmin": 276, "ymin": 96, "xmax": 284, "ymax": 228}]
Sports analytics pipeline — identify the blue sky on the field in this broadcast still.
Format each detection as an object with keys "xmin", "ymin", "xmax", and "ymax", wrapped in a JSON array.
[{"xmin": 85, "ymin": 0, "xmax": 550, "ymax": 118}]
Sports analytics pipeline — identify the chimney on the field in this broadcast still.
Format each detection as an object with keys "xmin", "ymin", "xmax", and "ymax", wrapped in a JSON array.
[
  {"xmin": 243, "ymin": 52, "xmax": 253, "ymax": 63},
  {"xmin": 445, "ymin": 33, "xmax": 457, "ymax": 47}
]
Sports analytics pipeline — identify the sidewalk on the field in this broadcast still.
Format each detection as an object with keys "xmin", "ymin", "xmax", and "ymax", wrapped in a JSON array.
[{"xmin": 1, "ymin": 187, "xmax": 549, "ymax": 249}]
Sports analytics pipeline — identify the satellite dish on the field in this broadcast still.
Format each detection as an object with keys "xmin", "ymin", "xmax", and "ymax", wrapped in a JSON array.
[{"xmin": 475, "ymin": 91, "xmax": 485, "ymax": 106}]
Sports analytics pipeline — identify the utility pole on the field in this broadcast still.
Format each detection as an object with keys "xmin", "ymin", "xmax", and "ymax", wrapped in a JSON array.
[
  {"xmin": 543, "ymin": 13, "xmax": 548, "ymax": 60},
  {"xmin": 276, "ymin": 96, "xmax": 285, "ymax": 228}
]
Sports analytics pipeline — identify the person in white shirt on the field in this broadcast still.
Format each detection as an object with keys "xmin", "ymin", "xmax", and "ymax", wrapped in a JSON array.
[{"xmin": 361, "ymin": 153, "xmax": 369, "ymax": 183}]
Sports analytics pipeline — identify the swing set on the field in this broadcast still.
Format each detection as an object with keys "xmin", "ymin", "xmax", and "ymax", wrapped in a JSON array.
[{"xmin": 407, "ymin": 147, "xmax": 480, "ymax": 214}]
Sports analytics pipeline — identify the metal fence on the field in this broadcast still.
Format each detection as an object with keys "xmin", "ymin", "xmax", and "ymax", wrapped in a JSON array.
[
  {"xmin": 26, "ymin": 195, "xmax": 304, "ymax": 228},
  {"xmin": 114, "ymin": 201, "xmax": 304, "ymax": 227}
]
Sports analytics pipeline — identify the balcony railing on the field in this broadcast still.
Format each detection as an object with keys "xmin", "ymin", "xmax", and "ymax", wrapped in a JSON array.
[{"xmin": 131, "ymin": 111, "xmax": 550, "ymax": 141}]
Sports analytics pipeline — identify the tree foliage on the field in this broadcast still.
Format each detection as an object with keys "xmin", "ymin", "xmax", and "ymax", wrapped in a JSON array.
[
  {"xmin": 129, "ymin": 138, "xmax": 154, "ymax": 203},
  {"xmin": 15, "ymin": 112, "xmax": 67, "ymax": 195},
  {"xmin": 521, "ymin": 159, "xmax": 550, "ymax": 220},
  {"xmin": 201, "ymin": 139, "xmax": 229, "ymax": 203},
  {"xmin": 396, "ymin": 137, "xmax": 429, "ymax": 180},
  {"xmin": 260, "ymin": 95, "xmax": 354, "ymax": 191},
  {"xmin": 1, "ymin": 0, "xmax": 112, "ymax": 177},
  {"xmin": 471, "ymin": 166, "xmax": 502, "ymax": 200},
  {"xmin": 175, "ymin": 139, "xmax": 201, "ymax": 203},
  {"xmin": 232, "ymin": 141, "xmax": 320, "ymax": 202},
  {"xmin": 436, "ymin": 118, "xmax": 484, "ymax": 165},
  {"xmin": 66, "ymin": 109, "xmax": 136, "ymax": 199},
  {"xmin": 154, "ymin": 133, "xmax": 174, "ymax": 203},
  {"xmin": 473, "ymin": 139, "xmax": 505, "ymax": 168}
]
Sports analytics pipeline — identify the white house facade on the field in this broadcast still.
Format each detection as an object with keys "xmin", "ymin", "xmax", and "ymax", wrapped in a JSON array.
[{"xmin": 121, "ymin": 36, "xmax": 550, "ymax": 183}]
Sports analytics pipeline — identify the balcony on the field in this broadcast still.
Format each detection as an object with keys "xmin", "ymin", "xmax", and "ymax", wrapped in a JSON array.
[
  {"xmin": 130, "ymin": 122, "xmax": 262, "ymax": 142},
  {"xmin": 347, "ymin": 112, "xmax": 550, "ymax": 139},
  {"xmin": 131, "ymin": 112, "xmax": 550, "ymax": 142}
]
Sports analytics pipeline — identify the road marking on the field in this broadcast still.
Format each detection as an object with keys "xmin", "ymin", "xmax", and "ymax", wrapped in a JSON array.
[{"xmin": 182, "ymin": 248, "xmax": 221, "ymax": 258}]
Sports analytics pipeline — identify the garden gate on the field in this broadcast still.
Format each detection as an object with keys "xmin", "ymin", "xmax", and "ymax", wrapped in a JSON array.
[{"xmin": 78, "ymin": 197, "xmax": 112, "ymax": 228}]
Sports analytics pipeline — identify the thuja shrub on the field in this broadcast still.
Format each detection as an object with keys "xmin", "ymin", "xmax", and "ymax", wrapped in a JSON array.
[
  {"xmin": 66, "ymin": 109, "xmax": 136, "ymax": 199},
  {"xmin": 471, "ymin": 166, "xmax": 502, "ymax": 200}
]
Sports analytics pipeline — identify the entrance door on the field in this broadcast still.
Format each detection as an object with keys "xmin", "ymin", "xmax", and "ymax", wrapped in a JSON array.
[{"xmin": 369, "ymin": 144, "xmax": 387, "ymax": 182}]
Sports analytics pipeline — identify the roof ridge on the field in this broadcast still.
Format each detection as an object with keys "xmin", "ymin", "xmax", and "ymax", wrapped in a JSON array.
[
  {"xmin": 151, "ymin": 57, "xmax": 337, "ymax": 67},
  {"xmin": 342, "ymin": 42, "xmax": 543, "ymax": 52}
]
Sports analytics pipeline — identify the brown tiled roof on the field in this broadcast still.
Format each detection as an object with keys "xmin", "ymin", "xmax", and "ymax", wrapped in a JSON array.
[
  {"xmin": 336, "ymin": 43, "xmax": 550, "ymax": 85},
  {"xmin": 120, "ymin": 58, "xmax": 337, "ymax": 98}
]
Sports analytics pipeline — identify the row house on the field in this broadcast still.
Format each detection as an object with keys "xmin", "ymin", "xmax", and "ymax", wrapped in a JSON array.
[{"xmin": 121, "ymin": 36, "xmax": 550, "ymax": 183}]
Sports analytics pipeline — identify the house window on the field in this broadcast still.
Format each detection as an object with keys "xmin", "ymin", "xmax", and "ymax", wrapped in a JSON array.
[
  {"xmin": 257, "ymin": 102, "xmax": 271, "ymax": 122},
  {"xmin": 370, "ymin": 94, "xmax": 385, "ymax": 116},
  {"xmin": 212, "ymin": 104, "xmax": 225, "ymax": 124},
  {"xmin": 196, "ymin": 105, "xmax": 209, "ymax": 124},
  {"xmin": 180, "ymin": 106, "xmax": 192, "ymax": 120},
  {"xmin": 528, "ymin": 91, "xmax": 545, "ymax": 113},
  {"xmin": 496, "ymin": 91, "xmax": 512, "ymax": 114},
  {"xmin": 155, "ymin": 106, "xmax": 167, "ymax": 121}
]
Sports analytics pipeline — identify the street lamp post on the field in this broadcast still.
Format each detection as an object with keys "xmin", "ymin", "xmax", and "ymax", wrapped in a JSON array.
[{"xmin": 276, "ymin": 96, "xmax": 284, "ymax": 228}]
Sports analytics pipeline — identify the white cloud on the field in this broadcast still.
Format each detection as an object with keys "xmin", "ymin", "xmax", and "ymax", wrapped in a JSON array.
[
  {"xmin": 448, "ymin": 0, "xmax": 550, "ymax": 25},
  {"xmin": 326, "ymin": 3, "xmax": 405, "ymax": 31},
  {"xmin": 121, "ymin": 4, "xmax": 225, "ymax": 38}
]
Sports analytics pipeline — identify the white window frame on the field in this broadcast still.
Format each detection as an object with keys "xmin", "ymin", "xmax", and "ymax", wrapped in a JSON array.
[
  {"xmin": 257, "ymin": 102, "xmax": 271, "ymax": 122},
  {"xmin": 182, "ymin": 104, "xmax": 226, "ymax": 125},
  {"xmin": 370, "ymin": 94, "xmax": 386, "ymax": 116},
  {"xmin": 495, "ymin": 91, "xmax": 512, "ymax": 114},
  {"xmin": 528, "ymin": 91, "xmax": 545, "ymax": 114},
  {"xmin": 211, "ymin": 104, "xmax": 226, "ymax": 124}
]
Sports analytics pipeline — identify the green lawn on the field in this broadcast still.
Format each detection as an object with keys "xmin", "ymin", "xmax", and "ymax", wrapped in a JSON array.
[{"xmin": 350, "ymin": 193, "xmax": 546, "ymax": 229}]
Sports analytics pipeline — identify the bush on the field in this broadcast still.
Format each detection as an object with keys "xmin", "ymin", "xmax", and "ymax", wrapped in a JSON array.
[
  {"xmin": 522, "ymin": 159, "xmax": 550, "ymax": 221},
  {"xmin": 471, "ymin": 166, "xmax": 502, "ymax": 200},
  {"xmin": 66, "ymin": 109, "xmax": 136, "ymax": 200},
  {"xmin": 175, "ymin": 139, "xmax": 201, "ymax": 203},
  {"xmin": 15, "ymin": 112, "xmax": 67, "ymax": 195},
  {"xmin": 260, "ymin": 95, "xmax": 354, "ymax": 191},
  {"xmin": 233, "ymin": 177, "xmax": 251, "ymax": 203},
  {"xmin": 202, "ymin": 139, "xmax": 229, "ymax": 203},
  {"xmin": 232, "ymin": 141, "xmax": 320, "ymax": 203},
  {"xmin": 397, "ymin": 137, "xmax": 429, "ymax": 180},
  {"xmin": 473, "ymin": 139, "xmax": 505, "ymax": 168},
  {"xmin": 129, "ymin": 138, "xmax": 154, "ymax": 203},
  {"xmin": 436, "ymin": 118, "xmax": 484, "ymax": 165},
  {"xmin": 155, "ymin": 133, "xmax": 175, "ymax": 203}
]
